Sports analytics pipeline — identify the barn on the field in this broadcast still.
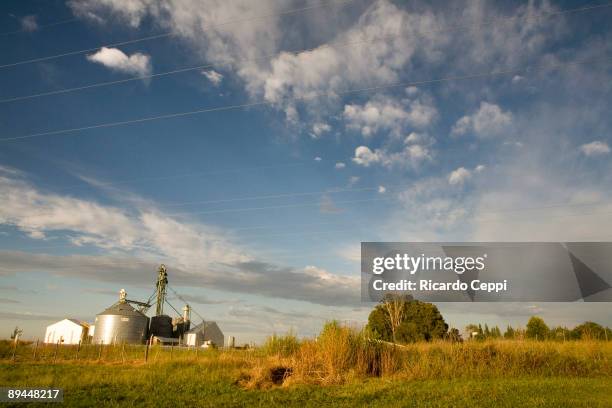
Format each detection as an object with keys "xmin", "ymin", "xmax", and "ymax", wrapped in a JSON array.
[
  {"xmin": 45, "ymin": 319, "xmax": 90, "ymax": 344},
  {"xmin": 185, "ymin": 321, "xmax": 224, "ymax": 347}
]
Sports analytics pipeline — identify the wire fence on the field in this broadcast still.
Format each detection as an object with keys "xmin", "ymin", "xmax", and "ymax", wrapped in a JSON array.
[{"xmin": 0, "ymin": 340, "xmax": 229, "ymax": 365}]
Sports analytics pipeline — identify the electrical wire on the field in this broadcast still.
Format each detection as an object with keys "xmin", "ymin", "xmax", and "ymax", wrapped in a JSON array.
[
  {"xmin": 0, "ymin": 17, "xmax": 78, "ymax": 37},
  {"xmin": 1, "ymin": 2, "xmax": 610, "ymax": 103},
  {"xmin": 2, "ymin": 55, "xmax": 610, "ymax": 143},
  {"xmin": 0, "ymin": 0, "xmax": 354, "ymax": 69}
]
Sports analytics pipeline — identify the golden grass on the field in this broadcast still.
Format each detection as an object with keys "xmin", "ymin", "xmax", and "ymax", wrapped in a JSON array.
[{"xmin": 241, "ymin": 323, "xmax": 612, "ymax": 389}]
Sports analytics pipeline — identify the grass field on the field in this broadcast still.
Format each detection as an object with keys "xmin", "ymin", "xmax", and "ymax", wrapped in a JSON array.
[
  {"xmin": 1, "ymin": 326, "xmax": 610, "ymax": 407},
  {"xmin": 1, "ymin": 361, "xmax": 611, "ymax": 407}
]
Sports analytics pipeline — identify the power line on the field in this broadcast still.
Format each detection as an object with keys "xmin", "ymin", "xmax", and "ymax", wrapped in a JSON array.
[
  {"xmin": 0, "ymin": 17, "xmax": 78, "ymax": 37},
  {"xmin": 55, "ymin": 162, "xmax": 310, "ymax": 192},
  {"xmin": 167, "ymin": 196, "xmax": 392, "ymax": 217},
  {"xmin": 2, "ymin": 55, "xmax": 609, "ymax": 143},
  {"xmin": 0, "ymin": 0, "xmax": 353, "ymax": 70},
  {"xmin": 168, "ymin": 285, "xmax": 206, "ymax": 323},
  {"xmin": 6, "ymin": 198, "xmax": 612, "ymax": 253},
  {"xmin": 2, "ymin": 2, "xmax": 610, "ymax": 104},
  {"xmin": 159, "ymin": 185, "xmax": 381, "ymax": 208}
]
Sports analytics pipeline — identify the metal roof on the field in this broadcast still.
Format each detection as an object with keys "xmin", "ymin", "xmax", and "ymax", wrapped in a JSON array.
[
  {"xmin": 186, "ymin": 321, "xmax": 219, "ymax": 334},
  {"xmin": 97, "ymin": 301, "xmax": 147, "ymax": 317},
  {"xmin": 67, "ymin": 319, "xmax": 90, "ymax": 327}
]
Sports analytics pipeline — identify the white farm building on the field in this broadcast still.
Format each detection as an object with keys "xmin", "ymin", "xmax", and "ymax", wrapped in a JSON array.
[
  {"xmin": 45, "ymin": 319, "xmax": 90, "ymax": 345},
  {"xmin": 185, "ymin": 321, "xmax": 224, "ymax": 347}
]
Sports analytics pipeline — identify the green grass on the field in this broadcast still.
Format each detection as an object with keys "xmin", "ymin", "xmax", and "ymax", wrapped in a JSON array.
[
  {"xmin": 1, "ymin": 335, "xmax": 610, "ymax": 407},
  {"xmin": 0, "ymin": 361, "xmax": 610, "ymax": 407}
]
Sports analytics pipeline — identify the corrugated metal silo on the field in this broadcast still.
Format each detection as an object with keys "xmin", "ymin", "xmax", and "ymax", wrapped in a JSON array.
[
  {"xmin": 149, "ymin": 315, "xmax": 173, "ymax": 338},
  {"xmin": 92, "ymin": 301, "xmax": 149, "ymax": 345}
]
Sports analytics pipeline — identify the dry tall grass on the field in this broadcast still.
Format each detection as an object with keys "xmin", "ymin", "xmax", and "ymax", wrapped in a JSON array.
[{"xmin": 242, "ymin": 322, "xmax": 612, "ymax": 388}]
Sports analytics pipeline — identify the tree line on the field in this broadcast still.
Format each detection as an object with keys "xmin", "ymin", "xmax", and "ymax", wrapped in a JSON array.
[
  {"xmin": 467, "ymin": 317, "xmax": 611, "ymax": 341},
  {"xmin": 367, "ymin": 295, "xmax": 611, "ymax": 343}
]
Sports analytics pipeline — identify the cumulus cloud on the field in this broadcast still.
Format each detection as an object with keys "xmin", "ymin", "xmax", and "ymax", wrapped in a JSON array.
[
  {"xmin": 67, "ymin": 0, "xmax": 570, "ymax": 137},
  {"xmin": 314, "ymin": 156, "xmax": 322, "ymax": 161},
  {"xmin": 580, "ymin": 140, "xmax": 610, "ymax": 156},
  {"xmin": 378, "ymin": 185, "xmax": 386, "ymax": 194},
  {"xmin": 86, "ymin": 47, "xmax": 152, "ymax": 76},
  {"xmin": 20, "ymin": 15, "xmax": 38, "ymax": 32},
  {"xmin": 352, "ymin": 144, "xmax": 432, "ymax": 169},
  {"xmin": 448, "ymin": 167, "xmax": 472, "ymax": 185},
  {"xmin": 311, "ymin": 122, "xmax": 331, "ymax": 138},
  {"xmin": 343, "ymin": 95, "xmax": 437, "ymax": 137},
  {"xmin": 202, "ymin": 69, "xmax": 223, "ymax": 86},
  {"xmin": 335, "ymin": 162, "xmax": 346, "ymax": 169},
  {"xmin": 451, "ymin": 102, "xmax": 512, "ymax": 138},
  {"xmin": 70, "ymin": 0, "xmax": 448, "ymax": 125}
]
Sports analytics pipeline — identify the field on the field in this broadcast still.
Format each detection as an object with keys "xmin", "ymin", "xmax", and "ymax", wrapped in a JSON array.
[{"xmin": 1, "ymin": 328, "xmax": 611, "ymax": 407}]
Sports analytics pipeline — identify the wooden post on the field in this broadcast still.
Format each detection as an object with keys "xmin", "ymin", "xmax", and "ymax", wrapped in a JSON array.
[
  {"xmin": 75, "ymin": 340, "xmax": 81, "ymax": 360},
  {"xmin": 144, "ymin": 337, "xmax": 151, "ymax": 363},
  {"xmin": 11, "ymin": 339, "xmax": 18, "ymax": 363},
  {"xmin": 53, "ymin": 341, "xmax": 59, "ymax": 363},
  {"xmin": 33, "ymin": 339, "xmax": 39, "ymax": 361},
  {"xmin": 170, "ymin": 344, "xmax": 174, "ymax": 360},
  {"xmin": 121, "ymin": 342, "xmax": 126, "ymax": 364},
  {"xmin": 97, "ymin": 343, "xmax": 103, "ymax": 362}
]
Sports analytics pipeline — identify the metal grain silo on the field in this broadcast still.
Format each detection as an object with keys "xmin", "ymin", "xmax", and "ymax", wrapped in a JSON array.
[
  {"xmin": 92, "ymin": 293, "xmax": 149, "ymax": 345},
  {"xmin": 149, "ymin": 315, "xmax": 173, "ymax": 338}
]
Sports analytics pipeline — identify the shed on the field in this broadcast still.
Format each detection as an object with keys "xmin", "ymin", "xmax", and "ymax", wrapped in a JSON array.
[
  {"xmin": 45, "ymin": 319, "xmax": 89, "ymax": 345},
  {"xmin": 185, "ymin": 321, "xmax": 224, "ymax": 347}
]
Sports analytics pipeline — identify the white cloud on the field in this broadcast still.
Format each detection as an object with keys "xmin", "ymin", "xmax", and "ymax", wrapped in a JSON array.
[
  {"xmin": 314, "ymin": 156, "xmax": 322, "ymax": 161},
  {"xmin": 86, "ymin": 47, "xmax": 152, "ymax": 76},
  {"xmin": 475, "ymin": 164, "xmax": 486, "ymax": 173},
  {"xmin": 352, "ymin": 144, "xmax": 432, "ymax": 169},
  {"xmin": 378, "ymin": 185, "xmax": 386, "ymax": 194},
  {"xmin": 20, "ymin": 15, "xmax": 38, "ymax": 32},
  {"xmin": 448, "ymin": 167, "xmax": 472, "ymax": 185},
  {"xmin": 580, "ymin": 141, "xmax": 610, "ymax": 157},
  {"xmin": 311, "ymin": 122, "xmax": 331, "ymax": 138},
  {"xmin": 343, "ymin": 95, "xmax": 437, "ymax": 137},
  {"xmin": 352, "ymin": 146, "xmax": 380, "ymax": 167},
  {"xmin": 0, "ymin": 167, "xmax": 359, "ymax": 306},
  {"xmin": 202, "ymin": 69, "xmax": 223, "ymax": 86},
  {"xmin": 451, "ymin": 102, "xmax": 512, "ymax": 138},
  {"xmin": 335, "ymin": 162, "xmax": 346, "ymax": 169}
]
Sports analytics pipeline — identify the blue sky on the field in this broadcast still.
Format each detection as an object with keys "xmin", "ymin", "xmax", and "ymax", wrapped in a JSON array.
[{"xmin": 1, "ymin": 0, "xmax": 611, "ymax": 343}]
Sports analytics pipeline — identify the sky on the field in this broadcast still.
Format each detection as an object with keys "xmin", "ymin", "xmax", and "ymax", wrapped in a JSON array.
[{"xmin": 0, "ymin": 0, "xmax": 611, "ymax": 343}]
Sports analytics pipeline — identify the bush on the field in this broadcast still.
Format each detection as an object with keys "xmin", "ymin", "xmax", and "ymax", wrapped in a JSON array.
[{"xmin": 262, "ymin": 331, "xmax": 300, "ymax": 357}]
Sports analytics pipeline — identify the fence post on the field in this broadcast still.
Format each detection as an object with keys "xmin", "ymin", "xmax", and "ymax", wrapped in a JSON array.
[
  {"xmin": 11, "ymin": 339, "xmax": 18, "ymax": 363},
  {"xmin": 144, "ymin": 338, "xmax": 150, "ymax": 363},
  {"xmin": 75, "ymin": 340, "xmax": 81, "ymax": 360},
  {"xmin": 170, "ymin": 344, "xmax": 173, "ymax": 361},
  {"xmin": 121, "ymin": 342, "xmax": 126, "ymax": 364},
  {"xmin": 98, "ymin": 343, "xmax": 103, "ymax": 362},
  {"xmin": 53, "ymin": 341, "xmax": 59, "ymax": 363},
  {"xmin": 33, "ymin": 339, "xmax": 39, "ymax": 361}
]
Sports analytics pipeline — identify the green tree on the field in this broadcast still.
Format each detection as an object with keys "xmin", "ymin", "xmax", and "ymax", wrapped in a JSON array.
[
  {"xmin": 526, "ymin": 316, "xmax": 549, "ymax": 340},
  {"xmin": 367, "ymin": 296, "xmax": 448, "ymax": 343},
  {"xmin": 572, "ymin": 321, "xmax": 606, "ymax": 340},
  {"xmin": 550, "ymin": 326, "xmax": 571, "ymax": 341},
  {"xmin": 445, "ymin": 327, "xmax": 463, "ymax": 342},
  {"xmin": 503, "ymin": 325, "xmax": 515, "ymax": 339}
]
